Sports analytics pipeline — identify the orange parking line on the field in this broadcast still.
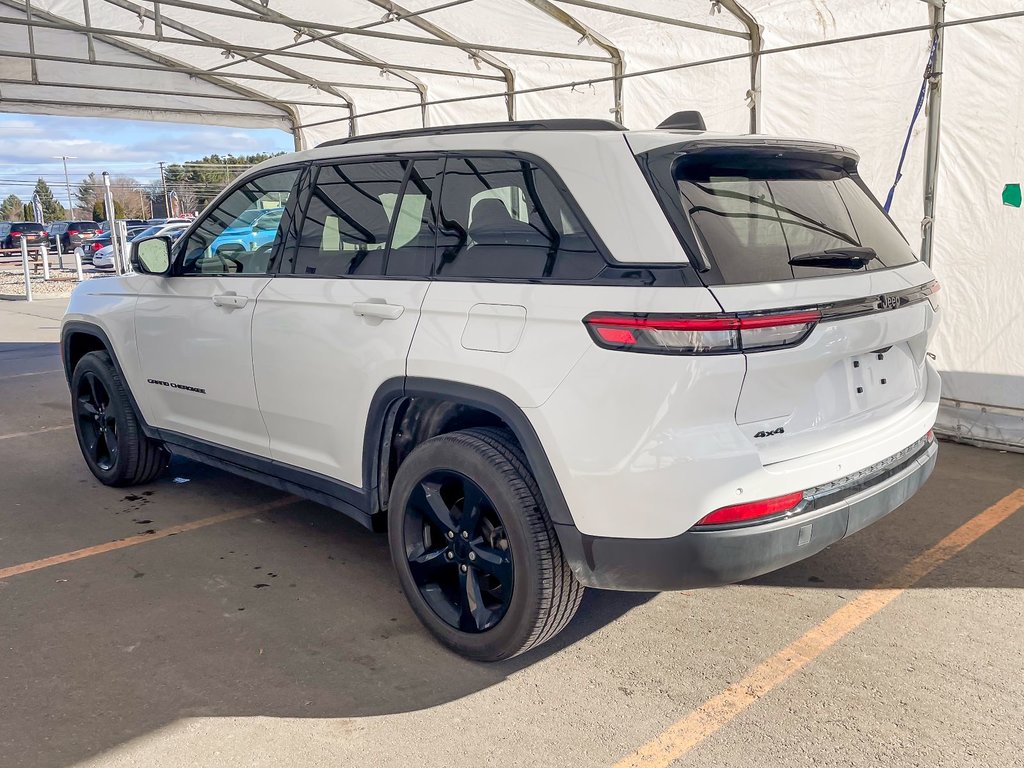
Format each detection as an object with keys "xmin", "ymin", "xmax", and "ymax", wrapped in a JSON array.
[
  {"xmin": 0, "ymin": 424, "xmax": 73, "ymax": 441},
  {"xmin": 615, "ymin": 488, "xmax": 1024, "ymax": 768},
  {"xmin": 0, "ymin": 496, "xmax": 300, "ymax": 580}
]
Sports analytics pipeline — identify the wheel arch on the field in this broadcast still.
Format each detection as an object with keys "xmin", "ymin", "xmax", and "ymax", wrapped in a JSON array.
[
  {"xmin": 61, "ymin": 321, "xmax": 155, "ymax": 437},
  {"xmin": 364, "ymin": 377, "xmax": 574, "ymax": 527}
]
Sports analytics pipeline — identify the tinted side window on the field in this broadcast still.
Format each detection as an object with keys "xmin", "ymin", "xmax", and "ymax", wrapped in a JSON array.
[
  {"xmin": 435, "ymin": 156, "xmax": 605, "ymax": 280},
  {"xmin": 386, "ymin": 157, "xmax": 443, "ymax": 278},
  {"xmin": 179, "ymin": 169, "xmax": 299, "ymax": 276},
  {"xmin": 289, "ymin": 161, "xmax": 407, "ymax": 277}
]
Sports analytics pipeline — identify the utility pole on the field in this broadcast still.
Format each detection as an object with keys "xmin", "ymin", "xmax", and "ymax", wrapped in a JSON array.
[
  {"xmin": 54, "ymin": 155, "xmax": 76, "ymax": 218},
  {"xmin": 158, "ymin": 161, "xmax": 170, "ymax": 218}
]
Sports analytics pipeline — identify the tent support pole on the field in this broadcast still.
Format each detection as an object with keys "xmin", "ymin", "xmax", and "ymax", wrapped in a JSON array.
[
  {"xmin": 921, "ymin": 0, "xmax": 945, "ymax": 267},
  {"xmin": 519, "ymin": 0, "xmax": 624, "ymax": 124},
  {"xmin": 718, "ymin": 0, "xmax": 762, "ymax": 133}
]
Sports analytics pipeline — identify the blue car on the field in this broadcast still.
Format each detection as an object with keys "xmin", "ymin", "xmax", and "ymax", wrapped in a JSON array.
[{"xmin": 208, "ymin": 207, "xmax": 284, "ymax": 259}]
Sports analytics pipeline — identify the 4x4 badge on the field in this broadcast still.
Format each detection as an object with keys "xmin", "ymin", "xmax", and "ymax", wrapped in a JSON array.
[{"xmin": 754, "ymin": 427, "xmax": 785, "ymax": 439}]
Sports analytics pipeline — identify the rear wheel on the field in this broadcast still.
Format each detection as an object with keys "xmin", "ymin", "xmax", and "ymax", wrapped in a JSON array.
[
  {"xmin": 388, "ymin": 428, "xmax": 583, "ymax": 661},
  {"xmin": 72, "ymin": 350, "xmax": 169, "ymax": 487}
]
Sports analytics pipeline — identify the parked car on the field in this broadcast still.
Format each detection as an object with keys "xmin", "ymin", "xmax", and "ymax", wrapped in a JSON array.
[
  {"xmin": 207, "ymin": 207, "xmax": 283, "ymax": 261},
  {"xmin": 61, "ymin": 117, "xmax": 941, "ymax": 661},
  {"xmin": 145, "ymin": 217, "xmax": 191, "ymax": 227},
  {"xmin": 50, "ymin": 220, "xmax": 101, "ymax": 251},
  {"xmin": 98, "ymin": 219, "xmax": 147, "ymax": 232},
  {"xmin": 92, "ymin": 224, "xmax": 185, "ymax": 271},
  {"xmin": 0, "ymin": 222, "xmax": 49, "ymax": 250}
]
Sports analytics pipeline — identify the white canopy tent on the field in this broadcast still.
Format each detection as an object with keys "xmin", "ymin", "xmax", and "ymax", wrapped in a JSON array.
[{"xmin": 0, "ymin": 0, "xmax": 1020, "ymax": 449}]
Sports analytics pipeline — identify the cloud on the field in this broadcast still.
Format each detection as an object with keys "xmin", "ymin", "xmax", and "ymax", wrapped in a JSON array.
[{"xmin": 0, "ymin": 113, "xmax": 293, "ymax": 200}]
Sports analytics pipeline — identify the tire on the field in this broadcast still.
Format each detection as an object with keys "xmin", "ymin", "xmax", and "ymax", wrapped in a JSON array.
[
  {"xmin": 388, "ymin": 427, "xmax": 583, "ymax": 661},
  {"xmin": 71, "ymin": 350, "xmax": 169, "ymax": 487}
]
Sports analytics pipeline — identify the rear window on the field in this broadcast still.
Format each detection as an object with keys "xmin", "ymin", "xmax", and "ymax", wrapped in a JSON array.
[
  {"xmin": 71, "ymin": 222, "xmax": 98, "ymax": 230},
  {"xmin": 11, "ymin": 223, "xmax": 45, "ymax": 232},
  {"xmin": 647, "ymin": 146, "xmax": 917, "ymax": 284}
]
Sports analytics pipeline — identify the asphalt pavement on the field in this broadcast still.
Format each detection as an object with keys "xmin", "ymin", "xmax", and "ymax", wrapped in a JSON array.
[{"xmin": 1, "ymin": 298, "xmax": 1022, "ymax": 768}]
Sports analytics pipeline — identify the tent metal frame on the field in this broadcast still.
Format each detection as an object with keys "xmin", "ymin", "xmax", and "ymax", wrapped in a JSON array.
[
  {"xmin": 2, "ymin": 0, "xmax": 1014, "ymax": 260},
  {"xmin": 0, "ymin": 0, "xmax": 754, "ymax": 147}
]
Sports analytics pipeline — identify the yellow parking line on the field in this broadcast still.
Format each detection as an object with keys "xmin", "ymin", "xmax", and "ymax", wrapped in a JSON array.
[
  {"xmin": 0, "ymin": 496, "xmax": 300, "ymax": 580},
  {"xmin": 615, "ymin": 488, "xmax": 1024, "ymax": 768},
  {"xmin": 0, "ymin": 424, "xmax": 73, "ymax": 441}
]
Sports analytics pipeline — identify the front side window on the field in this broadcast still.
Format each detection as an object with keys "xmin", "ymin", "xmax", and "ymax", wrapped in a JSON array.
[
  {"xmin": 435, "ymin": 156, "xmax": 605, "ymax": 281},
  {"xmin": 179, "ymin": 168, "xmax": 299, "ymax": 275}
]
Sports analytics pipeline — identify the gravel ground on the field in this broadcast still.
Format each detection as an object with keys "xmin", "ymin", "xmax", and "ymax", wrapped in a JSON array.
[{"xmin": 0, "ymin": 263, "xmax": 106, "ymax": 299}]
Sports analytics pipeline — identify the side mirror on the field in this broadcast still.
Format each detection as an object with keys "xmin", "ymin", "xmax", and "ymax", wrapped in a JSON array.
[{"xmin": 131, "ymin": 236, "xmax": 173, "ymax": 275}]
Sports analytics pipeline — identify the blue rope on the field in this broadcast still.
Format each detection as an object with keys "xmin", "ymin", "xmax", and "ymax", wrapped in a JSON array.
[{"xmin": 884, "ymin": 34, "xmax": 939, "ymax": 213}]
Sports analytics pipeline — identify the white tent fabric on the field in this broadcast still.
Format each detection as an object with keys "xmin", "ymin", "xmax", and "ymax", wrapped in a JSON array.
[{"xmin": 0, "ymin": 0, "xmax": 1020, "ymax": 448}]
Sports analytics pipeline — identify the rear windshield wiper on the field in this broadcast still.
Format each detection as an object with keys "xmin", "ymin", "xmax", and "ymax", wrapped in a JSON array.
[{"xmin": 789, "ymin": 246, "xmax": 876, "ymax": 269}]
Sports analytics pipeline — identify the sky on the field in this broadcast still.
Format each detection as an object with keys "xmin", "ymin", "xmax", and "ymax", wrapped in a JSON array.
[{"xmin": 0, "ymin": 113, "xmax": 295, "ymax": 205}]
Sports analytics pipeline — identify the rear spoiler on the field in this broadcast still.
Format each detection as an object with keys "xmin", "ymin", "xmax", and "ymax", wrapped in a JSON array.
[{"xmin": 661, "ymin": 137, "xmax": 860, "ymax": 170}]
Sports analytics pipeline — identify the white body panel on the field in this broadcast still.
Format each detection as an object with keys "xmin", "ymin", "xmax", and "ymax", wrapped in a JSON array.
[
  {"xmin": 134, "ymin": 275, "xmax": 272, "ymax": 456},
  {"xmin": 63, "ymin": 127, "xmax": 942, "ymax": 552},
  {"xmin": 251, "ymin": 277, "xmax": 428, "ymax": 485},
  {"xmin": 408, "ymin": 284, "xmax": 721, "ymax": 409}
]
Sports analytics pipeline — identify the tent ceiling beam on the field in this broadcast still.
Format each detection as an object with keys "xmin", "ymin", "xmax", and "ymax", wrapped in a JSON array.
[
  {"xmin": 362, "ymin": 0, "xmax": 517, "ymax": 121},
  {"xmin": 554, "ymin": 0, "xmax": 750, "ymax": 39},
  {"xmin": 202, "ymin": 0, "xmax": 477, "ymax": 79},
  {"xmin": 0, "ymin": 75, "xmax": 363, "ymax": 109},
  {"xmin": 97, "ymin": 0, "xmax": 494, "ymax": 83},
  {"xmin": 0, "ymin": 46, "xmax": 418, "ymax": 92},
  {"xmin": 221, "ymin": 0, "xmax": 430, "ymax": 134},
  {"xmin": 0, "ymin": 0, "xmax": 306, "ymax": 140},
  {"xmin": 98, "ymin": 0, "xmax": 358, "ymax": 115},
  {"xmin": 518, "ymin": 0, "xmax": 624, "ymax": 123},
  {"xmin": 0, "ymin": 94, "xmax": 296, "ymax": 121},
  {"xmin": 150, "ymin": 0, "xmax": 614, "ymax": 64}
]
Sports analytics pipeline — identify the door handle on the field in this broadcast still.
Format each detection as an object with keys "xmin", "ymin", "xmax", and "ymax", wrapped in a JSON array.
[
  {"xmin": 352, "ymin": 301, "xmax": 404, "ymax": 321},
  {"xmin": 212, "ymin": 292, "xmax": 249, "ymax": 309}
]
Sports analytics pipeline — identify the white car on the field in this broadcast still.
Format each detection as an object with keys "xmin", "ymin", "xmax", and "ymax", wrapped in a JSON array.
[
  {"xmin": 61, "ymin": 117, "xmax": 940, "ymax": 660},
  {"xmin": 92, "ymin": 224, "xmax": 188, "ymax": 271}
]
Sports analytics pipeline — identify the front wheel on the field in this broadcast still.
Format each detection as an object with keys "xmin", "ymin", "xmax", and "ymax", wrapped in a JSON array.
[
  {"xmin": 72, "ymin": 350, "xmax": 169, "ymax": 487},
  {"xmin": 388, "ymin": 428, "xmax": 583, "ymax": 661}
]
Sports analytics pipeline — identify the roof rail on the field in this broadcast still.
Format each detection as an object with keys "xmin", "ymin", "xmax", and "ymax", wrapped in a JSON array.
[{"xmin": 317, "ymin": 118, "xmax": 625, "ymax": 147}]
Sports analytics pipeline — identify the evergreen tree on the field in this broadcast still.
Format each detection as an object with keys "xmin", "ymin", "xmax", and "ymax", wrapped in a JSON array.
[
  {"xmin": 0, "ymin": 194, "xmax": 23, "ymax": 221},
  {"xmin": 33, "ymin": 179, "xmax": 65, "ymax": 221},
  {"xmin": 92, "ymin": 198, "xmax": 126, "ymax": 222},
  {"xmin": 76, "ymin": 171, "xmax": 101, "ymax": 216}
]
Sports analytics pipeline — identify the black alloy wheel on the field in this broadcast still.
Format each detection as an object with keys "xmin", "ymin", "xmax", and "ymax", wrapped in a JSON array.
[
  {"xmin": 75, "ymin": 370, "xmax": 120, "ymax": 471},
  {"xmin": 403, "ymin": 470, "xmax": 514, "ymax": 633},
  {"xmin": 71, "ymin": 350, "xmax": 169, "ymax": 487},
  {"xmin": 388, "ymin": 428, "xmax": 584, "ymax": 661}
]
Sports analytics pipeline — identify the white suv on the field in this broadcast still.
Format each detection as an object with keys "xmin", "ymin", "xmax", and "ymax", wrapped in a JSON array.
[{"xmin": 61, "ymin": 118, "xmax": 941, "ymax": 661}]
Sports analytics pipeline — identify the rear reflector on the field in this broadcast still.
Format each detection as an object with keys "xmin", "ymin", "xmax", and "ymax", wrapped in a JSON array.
[
  {"xmin": 584, "ymin": 310, "xmax": 820, "ymax": 355},
  {"xmin": 695, "ymin": 491, "xmax": 805, "ymax": 527}
]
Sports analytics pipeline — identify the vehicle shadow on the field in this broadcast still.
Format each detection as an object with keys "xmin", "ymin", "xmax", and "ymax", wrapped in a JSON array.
[{"xmin": 0, "ymin": 456, "xmax": 654, "ymax": 768}]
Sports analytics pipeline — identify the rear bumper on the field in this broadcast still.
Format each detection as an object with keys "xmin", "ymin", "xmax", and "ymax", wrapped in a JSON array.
[{"xmin": 556, "ymin": 439, "xmax": 937, "ymax": 592}]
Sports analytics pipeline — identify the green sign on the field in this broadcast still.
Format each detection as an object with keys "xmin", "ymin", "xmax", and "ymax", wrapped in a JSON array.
[{"xmin": 1003, "ymin": 183, "xmax": 1022, "ymax": 208}]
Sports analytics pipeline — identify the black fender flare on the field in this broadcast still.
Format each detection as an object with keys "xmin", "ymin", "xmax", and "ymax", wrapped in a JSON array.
[
  {"xmin": 363, "ymin": 377, "xmax": 575, "ymax": 526},
  {"xmin": 61, "ymin": 321, "xmax": 157, "ymax": 438}
]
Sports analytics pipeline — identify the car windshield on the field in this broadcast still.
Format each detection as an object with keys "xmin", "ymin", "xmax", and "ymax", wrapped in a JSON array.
[{"xmin": 133, "ymin": 226, "xmax": 165, "ymax": 239}]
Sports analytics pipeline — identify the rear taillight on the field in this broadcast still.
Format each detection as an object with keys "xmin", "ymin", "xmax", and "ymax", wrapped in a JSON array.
[
  {"xmin": 695, "ymin": 491, "xmax": 805, "ymax": 527},
  {"xmin": 67, "ymin": 229, "xmax": 79, "ymax": 236},
  {"xmin": 584, "ymin": 310, "xmax": 820, "ymax": 355},
  {"xmin": 925, "ymin": 280, "xmax": 940, "ymax": 312}
]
